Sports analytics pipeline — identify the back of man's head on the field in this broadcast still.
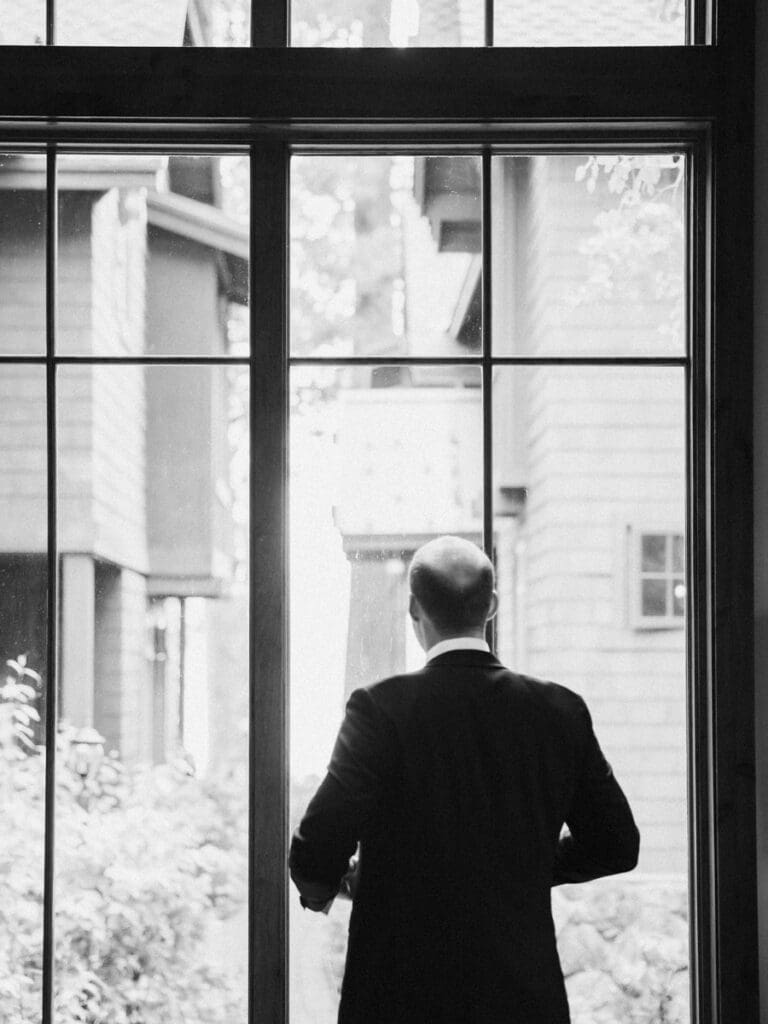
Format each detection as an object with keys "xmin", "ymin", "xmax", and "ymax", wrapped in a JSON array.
[{"xmin": 409, "ymin": 536, "xmax": 495, "ymax": 636}]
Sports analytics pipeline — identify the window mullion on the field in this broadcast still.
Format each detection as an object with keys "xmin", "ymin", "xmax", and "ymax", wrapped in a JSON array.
[
  {"xmin": 42, "ymin": 142, "xmax": 58, "ymax": 1024},
  {"xmin": 251, "ymin": 0, "xmax": 289, "ymax": 47},
  {"xmin": 482, "ymin": 147, "xmax": 494, "ymax": 647},
  {"xmin": 249, "ymin": 138, "xmax": 289, "ymax": 1024},
  {"xmin": 45, "ymin": 0, "xmax": 55, "ymax": 46}
]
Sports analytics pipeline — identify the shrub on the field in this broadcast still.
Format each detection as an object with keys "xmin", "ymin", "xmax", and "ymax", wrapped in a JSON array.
[{"xmin": 0, "ymin": 659, "xmax": 248, "ymax": 1024}]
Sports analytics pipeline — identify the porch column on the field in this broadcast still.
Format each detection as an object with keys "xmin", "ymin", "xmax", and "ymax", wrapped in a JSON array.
[{"xmin": 60, "ymin": 553, "xmax": 95, "ymax": 727}]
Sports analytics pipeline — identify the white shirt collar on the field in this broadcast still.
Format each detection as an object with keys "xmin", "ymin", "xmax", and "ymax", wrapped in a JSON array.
[{"xmin": 426, "ymin": 636, "xmax": 491, "ymax": 663}]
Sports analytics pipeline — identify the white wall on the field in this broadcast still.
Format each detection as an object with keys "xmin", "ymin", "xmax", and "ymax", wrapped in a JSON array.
[{"xmin": 754, "ymin": 4, "xmax": 768, "ymax": 1020}]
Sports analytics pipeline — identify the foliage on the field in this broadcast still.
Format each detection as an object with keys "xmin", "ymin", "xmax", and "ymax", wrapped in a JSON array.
[
  {"xmin": 555, "ymin": 876, "xmax": 689, "ymax": 1024},
  {"xmin": 0, "ymin": 659, "xmax": 248, "ymax": 1024},
  {"xmin": 574, "ymin": 154, "xmax": 685, "ymax": 347}
]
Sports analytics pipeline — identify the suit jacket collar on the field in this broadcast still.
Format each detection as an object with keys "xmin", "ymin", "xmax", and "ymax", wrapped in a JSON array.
[{"xmin": 426, "ymin": 649, "xmax": 502, "ymax": 668}]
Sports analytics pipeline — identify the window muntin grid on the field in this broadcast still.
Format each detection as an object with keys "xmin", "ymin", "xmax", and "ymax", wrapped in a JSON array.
[{"xmin": 0, "ymin": 137, "xmax": 705, "ymax": 1024}]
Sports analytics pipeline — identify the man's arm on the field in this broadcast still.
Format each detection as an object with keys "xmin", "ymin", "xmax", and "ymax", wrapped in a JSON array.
[
  {"xmin": 289, "ymin": 687, "xmax": 393, "ymax": 911},
  {"xmin": 552, "ymin": 696, "xmax": 640, "ymax": 886}
]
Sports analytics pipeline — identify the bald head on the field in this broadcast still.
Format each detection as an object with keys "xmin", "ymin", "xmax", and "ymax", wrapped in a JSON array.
[{"xmin": 409, "ymin": 536, "xmax": 496, "ymax": 637}]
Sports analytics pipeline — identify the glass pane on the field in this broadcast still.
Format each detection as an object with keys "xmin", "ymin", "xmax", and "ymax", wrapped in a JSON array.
[
  {"xmin": 641, "ymin": 533, "xmax": 667, "ymax": 572},
  {"xmin": 291, "ymin": 155, "xmax": 481, "ymax": 358},
  {"xmin": 292, "ymin": 0, "xmax": 483, "ymax": 46},
  {"xmin": 0, "ymin": 154, "xmax": 46, "ymax": 355},
  {"xmin": 494, "ymin": 365, "xmax": 688, "ymax": 1022},
  {"xmin": 289, "ymin": 364, "xmax": 482, "ymax": 1021},
  {"xmin": 672, "ymin": 533, "xmax": 684, "ymax": 573},
  {"xmin": 56, "ymin": 365, "xmax": 249, "ymax": 1022},
  {"xmin": 0, "ymin": 0, "xmax": 44, "ymax": 43},
  {"xmin": 57, "ymin": 154, "xmax": 249, "ymax": 355},
  {"xmin": 492, "ymin": 154, "xmax": 686, "ymax": 356},
  {"xmin": 642, "ymin": 578, "xmax": 668, "ymax": 617},
  {"xmin": 56, "ymin": 0, "xmax": 250, "ymax": 45},
  {"xmin": 495, "ymin": 0, "xmax": 686, "ymax": 45},
  {"xmin": 0, "ymin": 366, "xmax": 48, "ymax": 1024}
]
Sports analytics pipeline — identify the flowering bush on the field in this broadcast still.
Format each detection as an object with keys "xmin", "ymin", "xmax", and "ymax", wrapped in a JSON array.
[{"xmin": 0, "ymin": 659, "xmax": 248, "ymax": 1024}]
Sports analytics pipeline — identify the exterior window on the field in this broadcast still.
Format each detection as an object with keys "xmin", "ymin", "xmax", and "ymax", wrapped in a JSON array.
[
  {"xmin": 289, "ymin": 153, "xmax": 690, "ymax": 1022},
  {"xmin": 633, "ymin": 530, "xmax": 686, "ymax": 628},
  {"xmin": 0, "ymin": 1, "xmax": 758, "ymax": 1021}
]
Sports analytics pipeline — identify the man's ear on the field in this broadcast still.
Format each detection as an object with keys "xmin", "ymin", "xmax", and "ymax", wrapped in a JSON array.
[
  {"xmin": 409, "ymin": 593, "xmax": 421, "ymax": 621},
  {"xmin": 487, "ymin": 591, "xmax": 499, "ymax": 622}
]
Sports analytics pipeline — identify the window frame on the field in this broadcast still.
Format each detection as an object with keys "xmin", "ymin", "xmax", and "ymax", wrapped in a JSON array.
[{"xmin": 0, "ymin": 4, "xmax": 756, "ymax": 1023}]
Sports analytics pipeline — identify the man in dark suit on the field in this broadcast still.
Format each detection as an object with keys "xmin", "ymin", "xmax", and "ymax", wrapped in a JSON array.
[{"xmin": 289, "ymin": 535, "xmax": 639, "ymax": 1023}]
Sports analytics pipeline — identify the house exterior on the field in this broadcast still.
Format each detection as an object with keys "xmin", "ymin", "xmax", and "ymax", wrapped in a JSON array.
[
  {"xmin": 0, "ymin": 151, "xmax": 249, "ymax": 767},
  {"xmin": 333, "ymin": 152, "xmax": 686, "ymax": 874}
]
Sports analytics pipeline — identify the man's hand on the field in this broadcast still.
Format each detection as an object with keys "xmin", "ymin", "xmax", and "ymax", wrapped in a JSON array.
[
  {"xmin": 300, "ymin": 895, "xmax": 335, "ymax": 914},
  {"xmin": 337, "ymin": 853, "xmax": 359, "ymax": 901}
]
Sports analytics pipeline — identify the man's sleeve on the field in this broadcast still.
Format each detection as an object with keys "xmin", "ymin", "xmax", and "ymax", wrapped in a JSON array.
[
  {"xmin": 552, "ymin": 695, "xmax": 640, "ymax": 886},
  {"xmin": 289, "ymin": 687, "xmax": 394, "ymax": 910}
]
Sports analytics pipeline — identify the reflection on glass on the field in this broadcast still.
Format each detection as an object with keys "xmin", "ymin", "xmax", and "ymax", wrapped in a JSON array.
[
  {"xmin": 495, "ymin": 0, "xmax": 685, "ymax": 45},
  {"xmin": 291, "ymin": 155, "xmax": 481, "ymax": 358},
  {"xmin": 493, "ymin": 366, "xmax": 689, "ymax": 1023},
  {"xmin": 0, "ymin": 154, "xmax": 46, "ymax": 355},
  {"xmin": 0, "ymin": 366, "xmax": 47, "ymax": 1024},
  {"xmin": 292, "ymin": 0, "xmax": 483, "ymax": 46},
  {"xmin": 56, "ymin": 365, "xmax": 249, "ymax": 1023},
  {"xmin": 289, "ymin": 364, "xmax": 482, "ymax": 1022},
  {"xmin": 56, "ymin": 0, "xmax": 250, "ymax": 45},
  {"xmin": 492, "ymin": 154, "xmax": 685, "ymax": 355},
  {"xmin": 57, "ymin": 154, "xmax": 249, "ymax": 355}
]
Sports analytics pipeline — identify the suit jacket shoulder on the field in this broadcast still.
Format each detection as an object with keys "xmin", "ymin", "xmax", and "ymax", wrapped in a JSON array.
[{"xmin": 359, "ymin": 660, "xmax": 591, "ymax": 746}]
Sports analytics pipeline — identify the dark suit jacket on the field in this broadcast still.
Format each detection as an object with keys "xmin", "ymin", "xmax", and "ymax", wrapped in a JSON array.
[{"xmin": 289, "ymin": 650, "xmax": 639, "ymax": 1024}]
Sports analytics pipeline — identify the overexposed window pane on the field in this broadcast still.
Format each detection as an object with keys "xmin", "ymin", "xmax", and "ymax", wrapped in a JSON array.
[
  {"xmin": 55, "ymin": 0, "xmax": 250, "ymax": 45},
  {"xmin": 495, "ymin": 0, "xmax": 685, "ymax": 45},
  {"xmin": 0, "ymin": 0, "xmax": 44, "ymax": 42},
  {"xmin": 291, "ymin": 0, "xmax": 686, "ymax": 46},
  {"xmin": 292, "ymin": 0, "xmax": 483, "ymax": 46}
]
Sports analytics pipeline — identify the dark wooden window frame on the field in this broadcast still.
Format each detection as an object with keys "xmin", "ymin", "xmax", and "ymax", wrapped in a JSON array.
[{"xmin": 0, "ymin": 1, "xmax": 756, "ymax": 1021}]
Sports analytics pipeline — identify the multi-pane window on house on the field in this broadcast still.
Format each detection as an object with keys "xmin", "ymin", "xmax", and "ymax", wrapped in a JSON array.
[
  {"xmin": 289, "ymin": 150, "xmax": 690, "ymax": 1024},
  {"xmin": 291, "ymin": 0, "xmax": 686, "ymax": 46},
  {"xmin": 634, "ymin": 530, "xmax": 686, "ymax": 627}
]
